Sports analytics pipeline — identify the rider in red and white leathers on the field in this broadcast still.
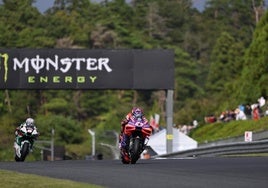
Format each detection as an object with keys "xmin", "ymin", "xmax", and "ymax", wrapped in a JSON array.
[{"xmin": 119, "ymin": 107, "xmax": 149, "ymax": 153}]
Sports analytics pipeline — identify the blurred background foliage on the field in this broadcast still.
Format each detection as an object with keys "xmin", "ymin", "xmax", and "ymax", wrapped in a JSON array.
[{"xmin": 0, "ymin": 0, "xmax": 267, "ymax": 160}]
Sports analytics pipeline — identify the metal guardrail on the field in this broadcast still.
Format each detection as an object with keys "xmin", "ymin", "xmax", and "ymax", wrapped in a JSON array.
[
  {"xmin": 156, "ymin": 140, "xmax": 268, "ymax": 158},
  {"xmin": 35, "ymin": 140, "xmax": 54, "ymax": 161}
]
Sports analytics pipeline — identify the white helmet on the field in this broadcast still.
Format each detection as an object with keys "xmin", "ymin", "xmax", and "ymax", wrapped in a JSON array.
[{"xmin": 26, "ymin": 118, "xmax": 35, "ymax": 126}]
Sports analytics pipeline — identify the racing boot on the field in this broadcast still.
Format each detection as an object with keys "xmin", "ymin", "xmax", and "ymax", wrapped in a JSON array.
[
  {"xmin": 14, "ymin": 142, "xmax": 21, "ymax": 158},
  {"xmin": 118, "ymin": 133, "xmax": 123, "ymax": 149},
  {"xmin": 120, "ymin": 134, "xmax": 130, "ymax": 163}
]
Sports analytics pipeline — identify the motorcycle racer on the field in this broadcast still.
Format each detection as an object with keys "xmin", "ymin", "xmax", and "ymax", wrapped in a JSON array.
[
  {"xmin": 119, "ymin": 107, "xmax": 149, "ymax": 160},
  {"xmin": 14, "ymin": 118, "xmax": 39, "ymax": 154}
]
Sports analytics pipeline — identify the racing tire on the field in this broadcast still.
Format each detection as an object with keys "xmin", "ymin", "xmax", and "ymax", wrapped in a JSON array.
[
  {"xmin": 20, "ymin": 142, "xmax": 30, "ymax": 162},
  {"xmin": 130, "ymin": 138, "xmax": 142, "ymax": 164}
]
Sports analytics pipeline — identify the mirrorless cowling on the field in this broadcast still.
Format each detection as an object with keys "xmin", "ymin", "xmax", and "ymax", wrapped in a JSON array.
[
  {"xmin": 120, "ymin": 117, "xmax": 152, "ymax": 164},
  {"xmin": 14, "ymin": 124, "xmax": 39, "ymax": 162}
]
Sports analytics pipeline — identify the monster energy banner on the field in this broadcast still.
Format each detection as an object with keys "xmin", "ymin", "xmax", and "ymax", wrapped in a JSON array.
[{"xmin": 0, "ymin": 49, "xmax": 174, "ymax": 90}]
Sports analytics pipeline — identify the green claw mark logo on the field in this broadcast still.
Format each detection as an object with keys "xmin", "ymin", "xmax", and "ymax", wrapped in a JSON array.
[{"xmin": 0, "ymin": 53, "xmax": 9, "ymax": 82}]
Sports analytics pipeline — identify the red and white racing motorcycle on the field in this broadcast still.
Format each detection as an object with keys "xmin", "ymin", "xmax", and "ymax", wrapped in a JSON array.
[{"xmin": 120, "ymin": 118, "xmax": 152, "ymax": 164}]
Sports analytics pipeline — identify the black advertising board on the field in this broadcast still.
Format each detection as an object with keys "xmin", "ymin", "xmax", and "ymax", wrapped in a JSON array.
[{"xmin": 0, "ymin": 49, "xmax": 174, "ymax": 90}]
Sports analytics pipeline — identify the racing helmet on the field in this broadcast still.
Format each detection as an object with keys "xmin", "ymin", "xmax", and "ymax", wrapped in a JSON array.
[
  {"xmin": 132, "ymin": 107, "xmax": 143, "ymax": 119},
  {"xmin": 26, "ymin": 118, "xmax": 35, "ymax": 126}
]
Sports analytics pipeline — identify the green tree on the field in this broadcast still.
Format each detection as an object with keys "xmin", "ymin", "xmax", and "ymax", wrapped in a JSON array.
[
  {"xmin": 36, "ymin": 115, "xmax": 83, "ymax": 145},
  {"xmin": 172, "ymin": 46, "xmax": 204, "ymax": 124},
  {"xmin": 0, "ymin": 0, "xmax": 54, "ymax": 47},
  {"xmin": 5, "ymin": 91, "xmax": 40, "ymax": 123},
  {"xmin": 206, "ymin": 32, "xmax": 241, "ymax": 93},
  {"xmin": 203, "ymin": 0, "xmax": 259, "ymax": 45},
  {"xmin": 233, "ymin": 11, "xmax": 268, "ymax": 103},
  {"xmin": 158, "ymin": 0, "xmax": 193, "ymax": 44}
]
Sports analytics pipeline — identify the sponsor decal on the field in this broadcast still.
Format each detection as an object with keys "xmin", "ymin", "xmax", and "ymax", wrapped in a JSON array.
[
  {"xmin": 13, "ymin": 55, "xmax": 112, "ymax": 74},
  {"xmin": 0, "ymin": 53, "xmax": 9, "ymax": 82},
  {"xmin": 27, "ymin": 75, "xmax": 97, "ymax": 84},
  {"xmin": 0, "ymin": 49, "xmax": 174, "ymax": 89},
  {"xmin": 0, "ymin": 53, "xmax": 113, "ymax": 85}
]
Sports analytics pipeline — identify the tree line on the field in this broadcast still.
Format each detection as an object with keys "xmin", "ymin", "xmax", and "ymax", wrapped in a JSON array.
[{"xmin": 0, "ymin": 0, "xmax": 267, "ymax": 159}]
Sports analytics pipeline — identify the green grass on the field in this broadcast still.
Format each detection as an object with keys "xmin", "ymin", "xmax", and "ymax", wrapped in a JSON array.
[
  {"xmin": 0, "ymin": 170, "xmax": 103, "ymax": 188},
  {"xmin": 189, "ymin": 116, "xmax": 268, "ymax": 143}
]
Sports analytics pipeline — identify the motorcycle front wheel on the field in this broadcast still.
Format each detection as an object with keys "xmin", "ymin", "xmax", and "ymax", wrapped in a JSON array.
[
  {"xmin": 130, "ymin": 137, "xmax": 143, "ymax": 164},
  {"xmin": 17, "ymin": 142, "xmax": 30, "ymax": 162}
]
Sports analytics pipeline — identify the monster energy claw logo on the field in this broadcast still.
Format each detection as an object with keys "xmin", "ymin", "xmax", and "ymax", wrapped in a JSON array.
[{"xmin": 0, "ymin": 53, "xmax": 8, "ymax": 82}]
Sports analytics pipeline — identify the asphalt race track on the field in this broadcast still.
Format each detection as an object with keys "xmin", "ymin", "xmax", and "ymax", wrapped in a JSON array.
[{"xmin": 1, "ymin": 157, "xmax": 268, "ymax": 188}]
